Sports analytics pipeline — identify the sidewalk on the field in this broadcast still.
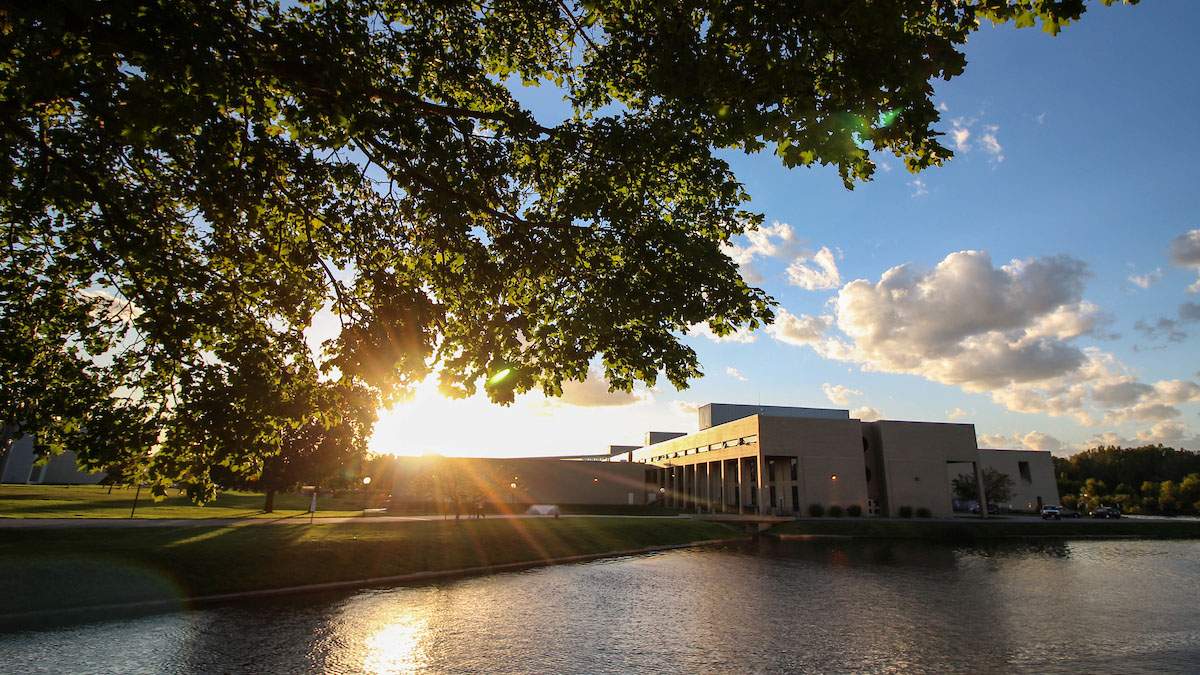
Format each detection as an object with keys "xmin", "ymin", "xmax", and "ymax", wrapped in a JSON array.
[{"xmin": 0, "ymin": 512, "xmax": 684, "ymax": 529}]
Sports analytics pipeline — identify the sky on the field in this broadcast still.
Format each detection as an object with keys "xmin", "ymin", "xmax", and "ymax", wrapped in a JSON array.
[{"xmin": 369, "ymin": 2, "xmax": 1200, "ymax": 459}]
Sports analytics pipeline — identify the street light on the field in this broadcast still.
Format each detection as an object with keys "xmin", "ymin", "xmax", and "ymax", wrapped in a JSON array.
[{"xmin": 362, "ymin": 476, "xmax": 372, "ymax": 511}]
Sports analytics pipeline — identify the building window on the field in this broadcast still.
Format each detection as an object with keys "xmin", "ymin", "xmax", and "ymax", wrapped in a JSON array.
[
  {"xmin": 791, "ymin": 486, "xmax": 800, "ymax": 512},
  {"xmin": 789, "ymin": 457, "xmax": 798, "ymax": 481},
  {"xmin": 709, "ymin": 443, "xmax": 723, "ymax": 451},
  {"xmin": 742, "ymin": 435, "xmax": 758, "ymax": 445},
  {"xmin": 1019, "ymin": 461, "xmax": 1032, "ymax": 483}
]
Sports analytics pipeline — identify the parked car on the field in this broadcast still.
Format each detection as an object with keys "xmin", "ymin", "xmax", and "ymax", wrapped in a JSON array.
[
  {"xmin": 1091, "ymin": 505, "xmax": 1121, "ymax": 519},
  {"xmin": 1058, "ymin": 506, "xmax": 1082, "ymax": 518},
  {"xmin": 1040, "ymin": 505, "xmax": 1062, "ymax": 520},
  {"xmin": 970, "ymin": 502, "xmax": 1001, "ymax": 515}
]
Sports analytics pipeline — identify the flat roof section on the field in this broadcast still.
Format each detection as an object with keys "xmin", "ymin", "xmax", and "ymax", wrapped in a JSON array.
[{"xmin": 700, "ymin": 403, "xmax": 850, "ymax": 430}]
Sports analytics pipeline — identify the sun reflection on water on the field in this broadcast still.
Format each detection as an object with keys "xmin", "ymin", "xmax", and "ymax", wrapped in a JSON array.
[{"xmin": 361, "ymin": 611, "xmax": 430, "ymax": 674}]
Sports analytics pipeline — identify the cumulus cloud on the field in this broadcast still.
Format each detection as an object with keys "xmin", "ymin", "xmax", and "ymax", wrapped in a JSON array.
[
  {"xmin": 768, "ymin": 249, "xmax": 1200, "ymax": 431},
  {"xmin": 766, "ymin": 309, "xmax": 831, "ymax": 347},
  {"xmin": 1085, "ymin": 421, "xmax": 1200, "ymax": 450},
  {"xmin": 909, "ymin": 179, "xmax": 928, "ymax": 198},
  {"xmin": 1128, "ymin": 268, "xmax": 1162, "ymax": 289},
  {"xmin": 951, "ymin": 125, "xmax": 971, "ymax": 151},
  {"xmin": 555, "ymin": 368, "xmax": 652, "ymax": 407},
  {"xmin": 946, "ymin": 407, "xmax": 970, "ymax": 421},
  {"xmin": 852, "ymin": 406, "xmax": 882, "ymax": 422},
  {"xmin": 979, "ymin": 431, "xmax": 1064, "ymax": 452},
  {"xmin": 821, "ymin": 383, "xmax": 861, "ymax": 407},
  {"xmin": 720, "ymin": 221, "xmax": 803, "ymax": 284},
  {"xmin": 786, "ymin": 246, "xmax": 842, "ymax": 290},
  {"xmin": 1169, "ymin": 229, "xmax": 1200, "ymax": 292},
  {"xmin": 670, "ymin": 400, "xmax": 703, "ymax": 418},
  {"xmin": 725, "ymin": 367, "xmax": 748, "ymax": 382}
]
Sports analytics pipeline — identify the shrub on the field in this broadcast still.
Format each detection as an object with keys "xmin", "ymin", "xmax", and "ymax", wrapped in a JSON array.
[
  {"xmin": 897, "ymin": 505, "xmax": 914, "ymax": 518},
  {"xmin": 916, "ymin": 507, "xmax": 932, "ymax": 518},
  {"xmin": 808, "ymin": 503, "xmax": 825, "ymax": 517},
  {"xmin": 846, "ymin": 504, "xmax": 863, "ymax": 517},
  {"xmin": 827, "ymin": 505, "xmax": 844, "ymax": 517}
]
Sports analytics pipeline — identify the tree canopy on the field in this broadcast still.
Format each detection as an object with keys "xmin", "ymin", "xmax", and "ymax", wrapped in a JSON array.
[{"xmin": 1, "ymin": 1, "xmax": 1132, "ymax": 500}]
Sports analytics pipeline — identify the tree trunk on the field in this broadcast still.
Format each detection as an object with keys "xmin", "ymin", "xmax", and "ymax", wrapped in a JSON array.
[{"xmin": 264, "ymin": 489, "xmax": 276, "ymax": 513}]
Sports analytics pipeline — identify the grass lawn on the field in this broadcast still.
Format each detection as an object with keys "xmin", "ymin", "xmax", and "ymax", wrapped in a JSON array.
[
  {"xmin": 770, "ymin": 517, "xmax": 1200, "ymax": 541},
  {"xmin": 0, "ymin": 484, "xmax": 383, "ymax": 519},
  {"xmin": 0, "ymin": 517, "xmax": 740, "ymax": 621}
]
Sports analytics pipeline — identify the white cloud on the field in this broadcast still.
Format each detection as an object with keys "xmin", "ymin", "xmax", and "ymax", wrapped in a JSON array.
[
  {"xmin": 1128, "ymin": 268, "xmax": 1162, "ymax": 289},
  {"xmin": 769, "ymin": 249, "xmax": 1199, "ymax": 431},
  {"xmin": 670, "ymin": 400, "xmax": 703, "ymax": 418},
  {"xmin": 720, "ymin": 220, "xmax": 803, "ymax": 284},
  {"xmin": 725, "ymin": 367, "xmax": 748, "ymax": 382},
  {"xmin": 947, "ymin": 117, "xmax": 1003, "ymax": 162},
  {"xmin": 951, "ymin": 125, "xmax": 971, "ymax": 151},
  {"xmin": 554, "ymin": 368, "xmax": 652, "ymax": 407},
  {"xmin": 978, "ymin": 430, "xmax": 1063, "ymax": 452},
  {"xmin": 851, "ymin": 406, "xmax": 881, "ymax": 422},
  {"xmin": 938, "ymin": 102, "xmax": 949, "ymax": 113},
  {"xmin": 909, "ymin": 179, "xmax": 928, "ymax": 198},
  {"xmin": 766, "ymin": 309, "xmax": 831, "ymax": 347},
  {"xmin": 946, "ymin": 407, "xmax": 970, "ymax": 421},
  {"xmin": 821, "ymin": 383, "xmax": 861, "ymax": 407},
  {"xmin": 1169, "ymin": 229, "xmax": 1200, "ymax": 292},
  {"xmin": 1035, "ymin": 112, "xmax": 1046, "ymax": 125},
  {"xmin": 786, "ymin": 246, "xmax": 842, "ymax": 290},
  {"xmin": 979, "ymin": 125, "xmax": 1004, "ymax": 162},
  {"xmin": 689, "ymin": 322, "xmax": 758, "ymax": 344}
]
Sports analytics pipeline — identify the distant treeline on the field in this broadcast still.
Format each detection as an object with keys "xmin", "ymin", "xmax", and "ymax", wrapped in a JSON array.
[{"xmin": 1055, "ymin": 445, "xmax": 1200, "ymax": 515}]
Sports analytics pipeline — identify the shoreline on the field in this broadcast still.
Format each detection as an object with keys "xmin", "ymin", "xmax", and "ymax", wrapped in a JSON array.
[{"xmin": 0, "ymin": 537, "xmax": 743, "ymax": 631}]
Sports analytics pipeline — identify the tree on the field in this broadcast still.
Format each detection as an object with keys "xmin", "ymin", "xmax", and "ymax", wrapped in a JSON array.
[
  {"xmin": 952, "ymin": 467, "xmax": 1015, "ymax": 505},
  {"xmin": 1159, "ymin": 480, "xmax": 1179, "ymax": 514},
  {"xmin": 0, "ymin": 1, "xmax": 1134, "ymax": 500}
]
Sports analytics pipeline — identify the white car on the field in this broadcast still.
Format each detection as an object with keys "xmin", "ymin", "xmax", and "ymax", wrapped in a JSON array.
[{"xmin": 1040, "ymin": 505, "xmax": 1062, "ymax": 520}]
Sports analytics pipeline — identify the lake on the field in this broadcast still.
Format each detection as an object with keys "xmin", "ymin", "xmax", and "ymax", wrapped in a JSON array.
[{"xmin": 3, "ymin": 538, "xmax": 1199, "ymax": 673}]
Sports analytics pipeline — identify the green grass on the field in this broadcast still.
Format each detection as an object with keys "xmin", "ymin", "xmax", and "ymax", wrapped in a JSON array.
[
  {"xmin": 0, "ymin": 517, "xmax": 739, "ymax": 621},
  {"xmin": 770, "ymin": 517, "xmax": 1200, "ymax": 541},
  {"xmin": 0, "ymin": 484, "xmax": 384, "ymax": 519}
]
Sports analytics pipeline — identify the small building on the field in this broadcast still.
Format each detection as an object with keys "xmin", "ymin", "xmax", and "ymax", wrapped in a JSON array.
[{"xmin": 0, "ymin": 435, "xmax": 105, "ymax": 485}]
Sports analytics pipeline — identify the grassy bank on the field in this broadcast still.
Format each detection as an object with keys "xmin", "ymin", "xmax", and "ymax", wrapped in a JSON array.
[
  {"xmin": 770, "ymin": 517, "xmax": 1200, "ymax": 541},
  {"xmin": 0, "ymin": 517, "xmax": 739, "ymax": 622},
  {"xmin": 0, "ymin": 484, "xmax": 384, "ymax": 519}
]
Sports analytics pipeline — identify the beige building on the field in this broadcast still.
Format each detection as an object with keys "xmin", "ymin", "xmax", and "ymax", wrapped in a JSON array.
[
  {"xmin": 389, "ymin": 455, "xmax": 653, "ymax": 508},
  {"xmin": 386, "ymin": 402, "xmax": 1058, "ymax": 516}
]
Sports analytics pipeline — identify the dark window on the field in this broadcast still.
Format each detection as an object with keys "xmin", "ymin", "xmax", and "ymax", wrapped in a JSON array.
[
  {"xmin": 865, "ymin": 467, "xmax": 872, "ymax": 483},
  {"xmin": 1019, "ymin": 461, "xmax": 1032, "ymax": 483},
  {"xmin": 862, "ymin": 437, "xmax": 869, "ymax": 452},
  {"xmin": 770, "ymin": 485, "xmax": 777, "ymax": 508},
  {"xmin": 789, "ymin": 457, "xmax": 798, "ymax": 481},
  {"xmin": 791, "ymin": 486, "xmax": 800, "ymax": 512}
]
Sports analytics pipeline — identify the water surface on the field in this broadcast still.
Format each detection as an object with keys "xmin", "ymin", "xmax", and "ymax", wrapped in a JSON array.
[{"xmin": 3, "ymin": 539, "xmax": 1199, "ymax": 673}]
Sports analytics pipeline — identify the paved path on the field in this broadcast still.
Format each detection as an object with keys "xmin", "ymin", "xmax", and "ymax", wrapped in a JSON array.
[{"xmin": 0, "ymin": 513, "xmax": 686, "ymax": 529}]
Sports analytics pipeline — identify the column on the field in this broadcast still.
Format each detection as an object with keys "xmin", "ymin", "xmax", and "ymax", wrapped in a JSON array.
[
  {"xmin": 756, "ymin": 451, "xmax": 767, "ymax": 515},
  {"xmin": 736, "ymin": 456, "xmax": 745, "ymax": 515},
  {"xmin": 718, "ymin": 459, "xmax": 726, "ymax": 513},
  {"xmin": 973, "ymin": 460, "xmax": 989, "ymax": 519}
]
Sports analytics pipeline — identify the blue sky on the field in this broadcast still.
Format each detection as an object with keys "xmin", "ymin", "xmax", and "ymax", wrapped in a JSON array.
[{"xmin": 370, "ymin": 2, "xmax": 1200, "ymax": 458}]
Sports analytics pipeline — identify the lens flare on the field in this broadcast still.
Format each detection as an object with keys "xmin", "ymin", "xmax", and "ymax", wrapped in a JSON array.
[{"xmin": 487, "ymin": 368, "xmax": 512, "ymax": 386}]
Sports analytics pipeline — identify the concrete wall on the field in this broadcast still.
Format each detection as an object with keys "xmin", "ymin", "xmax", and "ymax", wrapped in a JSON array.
[
  {"xmin": 630, "ymin": 415, "xmax": 760, "ymax": 465},
  {"xmin": 389, "ymin": 456, "xmax": 652, "ymax": 507},
  {"xmin": 868, "ymin": 421, "xmax": 978, "ymax": 517},
  {"xmin": 978, "ymin": 448, "xmax": 1059, "ymax": 512},
  {"xmin": 759, "ymin": 416, "xmax": 868, "ymax": 512},
  {"xmin": 700, "ymin": 403, "xmax": 848, "ymax": 430}
]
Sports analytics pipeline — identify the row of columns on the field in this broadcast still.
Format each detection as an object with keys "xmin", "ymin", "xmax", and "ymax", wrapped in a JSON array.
[{"xmin": 653, "ymin": 455, "xmax": 766, "ymax": 515}]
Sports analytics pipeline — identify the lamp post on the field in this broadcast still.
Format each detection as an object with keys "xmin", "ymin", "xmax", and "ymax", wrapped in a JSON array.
[{"xmin": 362, "ymin": 476, "xmax": 372, "ymax": 512}]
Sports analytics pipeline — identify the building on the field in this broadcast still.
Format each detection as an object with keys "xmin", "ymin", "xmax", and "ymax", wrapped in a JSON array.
[
  {"xmin": 0, "ymin": 435, "xmax": 105, "ymax": 485},
  {"xmin": 388, "ymin": 455, "xmax": 654, "ymax": 508},
  {"xmin": 628, "ymin": 403, "xmax": 1057, "ymax": 517},
  {"xmin": 978, "ymin": 448, "xmax": 1058, "ymax": 512}
]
